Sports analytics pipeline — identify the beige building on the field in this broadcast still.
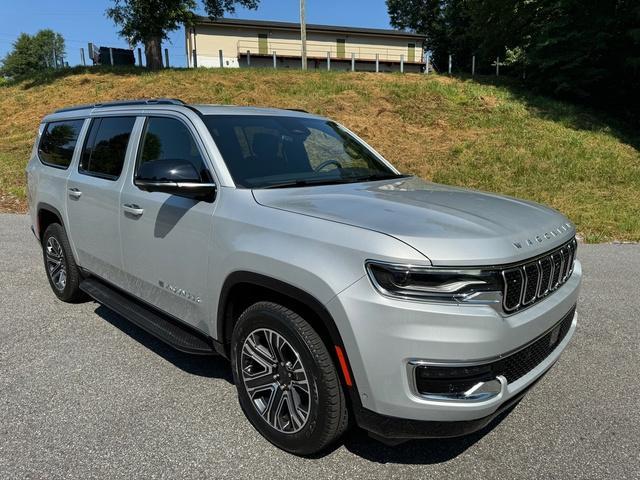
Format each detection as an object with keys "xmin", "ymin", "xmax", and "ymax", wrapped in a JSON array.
[{"xmin": 185, "ymin": 17, "xmax": 425, "ymax": 73}]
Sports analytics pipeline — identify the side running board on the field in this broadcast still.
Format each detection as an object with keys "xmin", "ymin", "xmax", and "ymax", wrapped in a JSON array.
[{"xmin": 80, "ymin": 278, "xmax": 216, "ymax": 355}]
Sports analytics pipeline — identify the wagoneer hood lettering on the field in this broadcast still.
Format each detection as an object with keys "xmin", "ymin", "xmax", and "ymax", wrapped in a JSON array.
[{"xmin": 253, "ymin": 176, "xmax": 575, "ymax": 266}]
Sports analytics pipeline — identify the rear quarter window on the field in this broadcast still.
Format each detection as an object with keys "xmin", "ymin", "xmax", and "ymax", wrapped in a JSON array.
[{"xmin": 38, "ymin": 119, "xmax": 85, "ymax": 169}]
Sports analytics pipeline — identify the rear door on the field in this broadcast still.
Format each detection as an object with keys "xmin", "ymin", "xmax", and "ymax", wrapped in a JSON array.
[
  {"xmin": 65, "ymin": 115, "xmax": 138, "ymax": 286},
  {"xmin": 119, "ymin": 114, "xmax": 217, "ymax": 332}
]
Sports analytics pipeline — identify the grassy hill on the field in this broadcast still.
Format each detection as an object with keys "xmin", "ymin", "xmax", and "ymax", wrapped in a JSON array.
[{"xmin": 1, "ymin": 67, "xmax": 638, "ymax": 242}]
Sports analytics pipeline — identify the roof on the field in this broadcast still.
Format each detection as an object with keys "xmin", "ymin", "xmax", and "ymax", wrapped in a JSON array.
[
  {"xmin": 192, "ymin": 105, "xmax": 321, "ymax": 118},
  {"xmin": 192, "ymin": 17, "xmax": 425, "ymax": 40},
  {"xmin": 45, "ymin": 99, "xmax": 321, "ymax": 121}
]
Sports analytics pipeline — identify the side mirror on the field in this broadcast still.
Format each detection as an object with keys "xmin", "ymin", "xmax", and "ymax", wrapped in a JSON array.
[{"xmin": 135, "ymin": 159, "xmax": 216, "ymax": 201}]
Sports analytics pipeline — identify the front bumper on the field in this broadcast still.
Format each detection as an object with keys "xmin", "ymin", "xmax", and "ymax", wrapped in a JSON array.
[
  {"xmin": 325, "ymin": 260, "xmax": 581, "ymax": 432},
  {"xmin": 354, "ymin": 374, "xmax": 543, "ymax": 441}
]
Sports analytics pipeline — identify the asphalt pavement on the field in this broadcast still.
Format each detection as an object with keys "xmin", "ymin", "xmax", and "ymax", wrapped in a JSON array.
[{"xmin": 1, "ymin": 213, "xmax": 638, "ymax": 479}]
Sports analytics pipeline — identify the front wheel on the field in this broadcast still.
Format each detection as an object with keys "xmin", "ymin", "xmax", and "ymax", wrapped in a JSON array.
[{"xmin": 231, "ymin": 301, "xmax": 348, "ymax": 455}]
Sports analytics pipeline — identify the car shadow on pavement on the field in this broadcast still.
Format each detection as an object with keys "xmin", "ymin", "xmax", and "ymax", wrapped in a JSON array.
[
  {"xmin": 94, "ymin": 305, "xmax": 233, "ymax": 383},
  {"xmin": 337, "ymin": 405, "xmax": 516, "ymax": 464},
  {"xmin": 94, "ymin": 302, "xmax": 515, "ymax": 464}
]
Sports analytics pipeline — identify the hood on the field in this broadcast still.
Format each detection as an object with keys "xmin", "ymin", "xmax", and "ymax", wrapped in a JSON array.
[{"xmin": 252, "ymin": 177, "xmax": 576, "ymax": 266}]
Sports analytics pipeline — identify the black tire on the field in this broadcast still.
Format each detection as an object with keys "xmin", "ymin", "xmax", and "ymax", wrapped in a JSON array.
[
  {"xmin": 41, "ymin": 223, "xmax": 85, "ymax": 303},
  {"xmin": 231, "ymin": 301, "xmax": 349, "ymax": 455}
]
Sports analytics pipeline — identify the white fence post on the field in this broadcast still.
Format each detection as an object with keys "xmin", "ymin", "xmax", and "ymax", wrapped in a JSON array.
[
  {"xmin": 496, "ymin": 56, "xmax": 500, "ymax": 76},
  {"xmin": 80, "ymin": 48, "xmax": 86, "ymax": 66},
  {"xmin": 219, "ymin": 49, "xmax": 224, "ymax": 68},
  {"xmin": 351, "ymin": 52, "xmax": 355, "ymax": 71},
  {"xmin": 472, "ymin": 55, "xmax": 475, "ymax": 76},
  {"xmin": 375, "ymin": 53, "xmax": 379, "ymax": 73},
  {"xmin": 247, "ymin": 50, "xmax": 251, "ymax": 66},
  {"xmin": 327, "ymin": 51, "xmax": 331, "ymax": 71},
  {"xmin": 448, "ymin": 54, "xmax": 452, "ymax": 74},
  {"xmin": 400, "ymin": 54, "xmax": 404, "ymax": 73},
  {"xmin": 273, "ymin": 51, "xmax": 277, "ymax": 69},
  {"xmin": 425, "ymin": 52, "xmax": 430, "ymax": 74},
  {"xmin": 109, "ymin": 47, "xmax": 114, "ymax": 66},
  {"xmin": 137, "ymin": 48, "xmax": 143, "ymax": 67}
]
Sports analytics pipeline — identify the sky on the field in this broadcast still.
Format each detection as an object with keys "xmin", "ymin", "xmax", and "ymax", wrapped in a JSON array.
[{"xmin": 0, "ymin": 0, "xmax": 394, "ymax": 68}]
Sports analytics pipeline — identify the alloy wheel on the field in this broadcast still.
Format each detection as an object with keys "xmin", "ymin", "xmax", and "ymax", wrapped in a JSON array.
[
  {"xmin": 240, "ymin": 328, "xmax": 311, "ymax": 434},
  {"xmin": 45, "ymin": 236, "xmax": 67, "ymax": 291}
]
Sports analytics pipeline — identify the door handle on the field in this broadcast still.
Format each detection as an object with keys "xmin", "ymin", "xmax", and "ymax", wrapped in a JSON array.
[
  {"xmin": 68, "ymin": 187, "xmax": 82, "ymax": 199},
  {"xmin": 122, "ymin": 204, "xmax": 144, "ymax": 216}
]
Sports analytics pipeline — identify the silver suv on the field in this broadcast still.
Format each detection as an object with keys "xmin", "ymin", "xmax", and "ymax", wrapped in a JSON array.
[{"xmin": 27, "ymin": 99, "xmax": 581, "ymax": 455}]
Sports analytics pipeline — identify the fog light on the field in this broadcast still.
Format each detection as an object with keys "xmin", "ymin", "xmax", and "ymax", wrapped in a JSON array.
[{"xmin": 414, "ymin": 364, "xmax": 502, "ymax": 402}]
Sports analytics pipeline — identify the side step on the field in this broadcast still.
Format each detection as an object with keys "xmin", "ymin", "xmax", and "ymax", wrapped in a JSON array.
[{"xmin": 80, "ymin": 278, "xmax": 216, "ymax": 355}]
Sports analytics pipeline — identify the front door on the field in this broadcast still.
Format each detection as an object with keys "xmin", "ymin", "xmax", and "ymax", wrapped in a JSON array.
[
  {"xmin": 336, "ymin": 39, "xmax": 346, "ymax": 59},
  {"xmin": 258, "ymin": 33, "xmax": 268, "ymax": 55},
  {"xmin": 66, "ymin": 115, "xmax": 138, "ymax": 286},
  {"xmin": 408, "ymin": 43, "xmax": 416, "ymax": 63},
  {"xmin": 119, "ymin": 115, "xmax": 216, "ymax": 332}
]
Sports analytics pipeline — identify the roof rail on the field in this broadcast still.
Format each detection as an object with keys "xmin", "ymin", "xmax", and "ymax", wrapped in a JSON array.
[{"xmin": 54, "ymin": 98, "xmax": 186, "ymax": 114}]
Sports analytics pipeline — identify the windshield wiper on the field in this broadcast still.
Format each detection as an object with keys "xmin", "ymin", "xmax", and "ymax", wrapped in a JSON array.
[
  {"xmin": 261, "ymin": 173, "xmax": 407, "ymax": 189},
  {"xmin": 261, "ymin": 178, "xmax": 349, "ymax": 189},
  {"xmin": 343, "ymin": 173, "xmax": 408, "ymax": 183}
]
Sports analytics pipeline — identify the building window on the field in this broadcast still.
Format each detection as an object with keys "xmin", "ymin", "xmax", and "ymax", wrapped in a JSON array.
[
  {"xmin": 336, "ymin": 39, "xmax": 346, "ymax": 59},
  {"xmin": 408, "ymin": 43, "xmax": 416, "ymax": 62},
  {"xmin": 258, "ymin": 33, "xmax": 268, "ymax": 55}
]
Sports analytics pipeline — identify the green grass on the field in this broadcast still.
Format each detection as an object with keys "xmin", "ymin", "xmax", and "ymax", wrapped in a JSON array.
[{"xmin": 1, "ymin": 67, "xmax": 638, "ymax": 242}]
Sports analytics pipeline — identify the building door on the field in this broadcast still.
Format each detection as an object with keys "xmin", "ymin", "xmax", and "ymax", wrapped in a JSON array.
[
  {"xmin": 336, "ymin": 39, "xmax": 346, "ymax": 59},
  {"xmin": 258, "ymin": 33, "xmax": 268, "ymax": 55},
  {"xmin": 408, "ymin": 43, "xmax": 416, "ymax": 62}
]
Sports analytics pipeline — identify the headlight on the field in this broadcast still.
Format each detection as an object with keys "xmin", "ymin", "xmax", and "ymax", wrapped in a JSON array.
[{"xmin": 365, "ymin": 261, "xmax": 502, "ymax": 303}]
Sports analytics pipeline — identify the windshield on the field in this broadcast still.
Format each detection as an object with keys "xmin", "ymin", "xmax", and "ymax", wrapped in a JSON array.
[{"xmin": 204, "ymin": 115, "xmax": 402, "ymax": 188}]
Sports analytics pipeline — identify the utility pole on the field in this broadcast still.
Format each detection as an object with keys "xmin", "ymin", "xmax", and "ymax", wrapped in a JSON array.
[{"xmin": 300, "ymin": 0, "xmax": 307, "ymax": 70}]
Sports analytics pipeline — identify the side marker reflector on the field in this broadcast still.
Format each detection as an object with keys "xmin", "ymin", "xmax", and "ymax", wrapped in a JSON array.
[{"xmin": 334, "ymin": 345, "xmax": 353, "ymax": 387}]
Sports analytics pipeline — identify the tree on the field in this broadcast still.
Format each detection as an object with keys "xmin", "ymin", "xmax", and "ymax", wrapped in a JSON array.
[
  {"xmin": 387, "ymin": 0, "xmax": 445, "ymax": 67},
  {"xmin": 106, "ymin": 0, "xmax": 260, "ymax": 70},
  {"xmin": 1, "ymin": 30, "xmax": 65, "ymax": 78},
  {"xmin": 386, "ymin": 0, "xmax": 639, "ymax": 122},
  {"xmin": 386, "ymin": 0, "xmax": 474, "ymax": 71}
]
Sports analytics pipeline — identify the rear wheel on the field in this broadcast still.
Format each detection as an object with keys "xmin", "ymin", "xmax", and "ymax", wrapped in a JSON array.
[
  {"xmin": 42, "ymin": 223, "xmax": 85, "ymax": 303},
  {"xmin": 231, "ymin": 301, "xmax": 348, "ymax": 455}
]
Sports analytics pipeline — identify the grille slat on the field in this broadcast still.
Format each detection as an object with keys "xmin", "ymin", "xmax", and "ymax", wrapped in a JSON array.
[
  {"xmin": 522, "ymin": 263, "xmax": 540, "ymax": 304},
  {"xmin": 550, "ymin": 253, "xmax": 562, "ymax": 289},
  {"xmin": 503, "ymin": 269, "xmax": 524, "ymax": 311},
  {"xmin": 503, "ymin": 238, "xmax": 577, "ymax": 313}
]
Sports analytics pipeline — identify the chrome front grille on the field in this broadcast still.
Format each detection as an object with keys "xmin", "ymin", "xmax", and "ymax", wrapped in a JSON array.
[{"xmin": 502, "ymin": 238, "xmax": 577, "ymax": 313}]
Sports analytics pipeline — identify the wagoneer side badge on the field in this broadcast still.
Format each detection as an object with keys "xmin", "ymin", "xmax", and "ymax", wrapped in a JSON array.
[
  {"xmin": 158, "ymin": 280, "xmax": 201, "ymax": 304},
  {"xmin": 513, "ymin": 223, "xmax": 572, "ymax": 249}
]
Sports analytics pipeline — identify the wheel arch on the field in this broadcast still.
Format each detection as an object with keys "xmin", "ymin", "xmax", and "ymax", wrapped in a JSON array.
[
  {"xmin": 36, "ymin": 202, "xmax": 64, "ymax": 242},
  {"xmin": 216, "ymin": 271, "xmax": 357, "ymax": 391}
]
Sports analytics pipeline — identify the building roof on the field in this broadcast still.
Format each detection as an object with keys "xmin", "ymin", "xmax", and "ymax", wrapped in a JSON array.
[{"xmin": 193, "ymin": 17, "xmax": 425, "ymax": 40}]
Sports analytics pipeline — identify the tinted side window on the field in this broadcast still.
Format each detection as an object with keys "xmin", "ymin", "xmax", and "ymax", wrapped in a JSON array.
[
  {"xmin": 80, "ymin": 117, "xmax": 136, "ymax": 179},
  {"xmin": 138, "ymin": 117, "xmax": 208, "ymax": 180},
  {"xmin": 38, "ymin": 120, "xmax": 84, "ymax": 168}
]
